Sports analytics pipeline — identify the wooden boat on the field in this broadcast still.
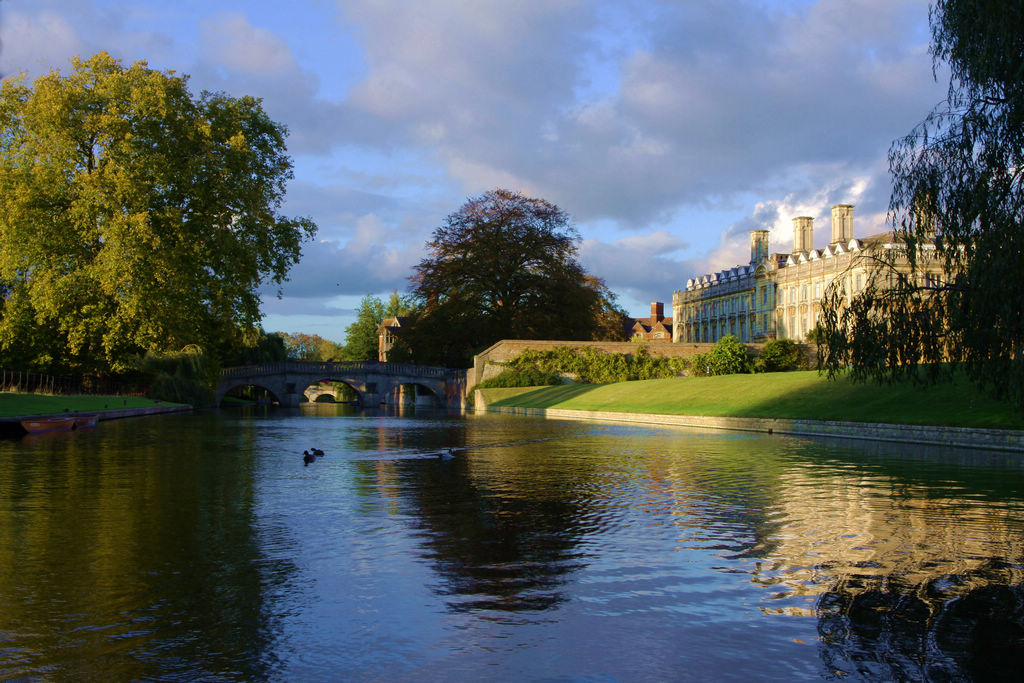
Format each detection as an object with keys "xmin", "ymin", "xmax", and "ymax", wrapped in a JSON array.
[
  {"xmin": 73, "ymin": 414, "xmax": 99, "ymax": 428},
  {"xmin": 20, "ymin": 416, "xmax": 77, "ymax": 433}
]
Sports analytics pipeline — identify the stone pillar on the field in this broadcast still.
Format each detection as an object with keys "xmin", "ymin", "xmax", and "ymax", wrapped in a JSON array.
[
  {"xmin": 793, "ymin": 217, "xmax": 814, "ymax": 253},
  {"xmin": 749, "ymin": 229, "xmax": 770, "ymax": 264},
  {"xmin": 831, "ymin": 204, "xmax": 854, "ymax": 244}
]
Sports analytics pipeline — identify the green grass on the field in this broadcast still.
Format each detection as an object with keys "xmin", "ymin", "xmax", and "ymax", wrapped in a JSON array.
[
  {"xmin": 479, "ymin": 370, "xmax": 1023, "ymax": 429},
  {"xmin": 0, "ymin": 393, "xmax": 182, "ymax": 418}
]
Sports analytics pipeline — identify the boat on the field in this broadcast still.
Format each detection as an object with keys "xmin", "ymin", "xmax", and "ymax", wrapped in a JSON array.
[
  {"xmin": 73, "ymin": 414, "xmax": 99, "ymax": 428},
  {"xmin": 20, "ymin": 416, "xmax": 77, "ymax": 433}
]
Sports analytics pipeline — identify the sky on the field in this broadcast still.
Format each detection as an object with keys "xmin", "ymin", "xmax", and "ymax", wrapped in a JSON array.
[{"xmin": 0, "ymin": 0, "xmax": 948, "ymax": 342}]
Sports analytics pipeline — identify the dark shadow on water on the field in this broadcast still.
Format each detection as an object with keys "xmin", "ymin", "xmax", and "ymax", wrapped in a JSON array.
[
  {"xmin": 359, "ymin": 447, "xmax": 592, "ymax": 617},
  {"xmin": 817, "ymin": 560, "xmax": 1024, "ymax": 680}
]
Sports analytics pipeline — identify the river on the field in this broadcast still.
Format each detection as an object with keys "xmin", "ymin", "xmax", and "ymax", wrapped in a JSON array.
[{"xmin": 1, "ymin": 405, "xmax": 1023, "ymax": 680}]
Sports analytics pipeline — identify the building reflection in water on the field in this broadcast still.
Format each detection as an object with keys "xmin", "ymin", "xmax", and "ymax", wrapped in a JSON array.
[
  {"xmin": 452, "ymin": 427, "xmax": 1024, "ymax": 678},
  {"xmin": 694, "ymin": 436, "xmax": 1024, "ymax": 679},
  {"xmin": 326, "ymin": 412, "xmax": 1024, "ymax": 676}
]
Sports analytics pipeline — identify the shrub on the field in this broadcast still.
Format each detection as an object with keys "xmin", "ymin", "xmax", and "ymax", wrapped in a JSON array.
[
  {"xmin": 503, "ymin": 345, "xmax": 685, "ymax": 384},
  {"xmin": 475, "ymin": 366, "xmax": 564, "ymax": 389},
  {"xmin": 685, "ymin": 352, "xmax": 711, "ymax": 376},
  {"xmin": 706, "ymin": 335, "xmax": 752, "ymax": 375},
  {"xmin": 755, "ymin": 338, "xmax": 806, "ymax": 373}
]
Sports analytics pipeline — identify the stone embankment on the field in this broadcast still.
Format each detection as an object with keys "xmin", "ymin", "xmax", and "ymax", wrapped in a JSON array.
[{"xmin": 474, "ymin": 392, "xmax": 1024, "ymax": 453}]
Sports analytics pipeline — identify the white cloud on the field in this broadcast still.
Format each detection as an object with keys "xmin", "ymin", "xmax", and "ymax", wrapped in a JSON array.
[
  {"xmin": 1, "ymin": 0, "xmax": 949, "ymax": 340},
  {"xmin": 198, "ymin": 13, "xmax": 297, "ymax": 78}
]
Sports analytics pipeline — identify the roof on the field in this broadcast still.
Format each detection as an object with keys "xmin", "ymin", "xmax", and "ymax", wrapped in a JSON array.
[{"xmin": 376, "ymin": 316, "xmax": 409, "ymax": 334}]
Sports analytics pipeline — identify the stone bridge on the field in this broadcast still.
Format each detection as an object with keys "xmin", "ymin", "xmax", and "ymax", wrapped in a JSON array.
[{"xmin": 218, "ymin": 361, "xmax": 468, "ymax": 409}]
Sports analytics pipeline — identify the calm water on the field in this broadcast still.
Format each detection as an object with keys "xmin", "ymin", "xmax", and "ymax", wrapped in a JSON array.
[{"xmin": 2, "ymin": 405, "xmax": 1023, "ymax": 681}]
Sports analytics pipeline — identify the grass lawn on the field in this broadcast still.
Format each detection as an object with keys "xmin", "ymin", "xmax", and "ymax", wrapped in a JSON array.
[
  {"xmin": 0, "ymin": 393, "xmax": 181, "ymax": 418},
  {"xmin": 479, "ymin": 370, "xmax": 1023, "ymax": 430}
]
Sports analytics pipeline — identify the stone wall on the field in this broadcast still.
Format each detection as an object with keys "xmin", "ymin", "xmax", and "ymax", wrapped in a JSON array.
[
  {"xmin": 474, "ymin": 397, "xmax": 1024, "ymax": 453},
  {"xmin": 469, "ymin": 339, "xmax": 817, "ymax": 387}
]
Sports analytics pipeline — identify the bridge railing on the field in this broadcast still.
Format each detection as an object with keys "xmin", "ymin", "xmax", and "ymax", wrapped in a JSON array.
[{"xmin": 220, "ymin": 360, "xmax": 456, "ymax": 379}]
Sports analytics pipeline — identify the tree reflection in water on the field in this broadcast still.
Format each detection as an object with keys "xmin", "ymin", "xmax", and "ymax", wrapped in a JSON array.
[
  {"xmin": 817, "ymin": 556, "xmax": 1024, "ymax": 679},
  {"xmin": 396, "ymin": 455, "xmax": 588, "ymax": 615}
]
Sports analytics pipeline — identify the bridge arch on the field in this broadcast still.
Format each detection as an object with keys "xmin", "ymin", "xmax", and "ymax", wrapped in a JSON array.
[
  {"xmin": 378, "ymin": 380, "xmax": 445, "ymax": 408},
  {"xmin": 216, "ymin": 361, "xmax": 468, "ymax": 410},
  {"xmin": 302, "ymin": 378, "xmax": 360, "ymax": 405},
  {"xmin": 219, "ymin": 381, "xmax": 283, "ymax": 406}
]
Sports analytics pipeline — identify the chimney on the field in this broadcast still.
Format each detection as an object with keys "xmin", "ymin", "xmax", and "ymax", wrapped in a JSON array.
[
  {"xmin": 651, "ymin": 302, "xmax": 664, "ymax": 323},
  {"xmin": 749, "ymin": 229, "xmax": 769, "ymax": 264},
  {"xmin": 792, "ymin": 216, "xmax": 814, "ymax": 253},
  {"xmin": 831, "ymin": 204, "xmax": 854, "ymax": 244}
]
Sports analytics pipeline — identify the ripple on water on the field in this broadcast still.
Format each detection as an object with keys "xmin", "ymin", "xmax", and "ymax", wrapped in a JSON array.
[{"xmin": 3, "ymin": 412, "xmax": 1024, "ymax": 680}]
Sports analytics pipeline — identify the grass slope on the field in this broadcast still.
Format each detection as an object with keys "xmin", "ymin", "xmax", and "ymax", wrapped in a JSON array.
[
  {"xmin": 480, "ymin": 370, "xmax": 1022, "ymax": 429},
  {"xmin": 0, "ymin": 394, "xmax": 181, "ymax": 418}
]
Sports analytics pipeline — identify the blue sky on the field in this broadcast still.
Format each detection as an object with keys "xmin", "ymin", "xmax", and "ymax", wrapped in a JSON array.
[{"xmin": 0, "ymin": 0, "xmax": 946, "ymax": 342}]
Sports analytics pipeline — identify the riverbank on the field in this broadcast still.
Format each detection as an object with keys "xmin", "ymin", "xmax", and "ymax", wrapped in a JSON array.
[
  {"xmin": 0, "ymin": 393, "xmax": 191, "ymax": 435},
  {"xmin": 475, "ymin": 371, "xmax": 1024, "ymax": 451},
  {"xmin": 0, "ymin": 393, "xmax": 187, "ymax": 418}
]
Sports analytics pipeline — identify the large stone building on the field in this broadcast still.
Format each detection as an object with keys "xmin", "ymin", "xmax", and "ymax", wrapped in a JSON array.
[{"xmin": 672, "ymin": 204, "xmax": 942, "ymax": 343}]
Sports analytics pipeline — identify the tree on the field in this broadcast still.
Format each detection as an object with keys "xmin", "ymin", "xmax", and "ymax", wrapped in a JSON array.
[
  {"xmin": 0, "ymin": 52, "xmax": 316, "ymax": 373},
  {"xmin": 819, "ymin": 0, "xmax": 1024, "ymax": 407},
  {"xmin": 224, "ymin": 329, "xmax": 288, "ymax": 366},
  {"xmin": 407, "ymin": 189, "xmax": 626, "ymax": 366},
  {"xmin": 278, "ymin": 332, "xmax": 344, "ymax": 361},
  {"xmin": 342, "ymin": 291, "xmax": 417, "ymax": 361}
]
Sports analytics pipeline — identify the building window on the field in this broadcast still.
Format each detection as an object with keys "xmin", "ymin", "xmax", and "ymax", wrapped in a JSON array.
[
  {"xmin": 801, "ymin": 285, "xmax": 808, "ymax": 301},
  {"xmin": 855, "ymin": 273, "xmax": 863, "ymax": 291}
]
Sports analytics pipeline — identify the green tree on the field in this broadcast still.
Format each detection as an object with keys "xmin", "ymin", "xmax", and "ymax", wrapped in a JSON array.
[
  {"xmin": 819, "ymin": 0, "xmax": 1024, "ymax": 407},
  {"xmin": 0, "ymin": 52, "xmax": 316, "ymax": 373},
  {"xmin": 224, "ymin": 329, "xmax": 288, "ymax": 366},
  {"xmin": 407, "ymin": 189, "xmax": 626, "ymax": 366},
  {"xmin": 278, "ymin": 332, "xmax": 344, "ymax": 361},
  {"xmin": 342, "ymin": 291, "xmax": 417, "ymax": 361}
]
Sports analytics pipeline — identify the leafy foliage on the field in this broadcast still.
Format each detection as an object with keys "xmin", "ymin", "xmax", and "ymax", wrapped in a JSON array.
[
  {"xmin": 706, "ymin": 335, "xmax": 753, "ymax": 375},
  {"xmin": 225, "ymin": 330, "xmax": 288, "ymax": 366},
  {"xmin": 342, "ymin": 291, "xmax": 418, "ymax": 361},
  {"xmin": 407, "ymin": 189, "xmax": 627, "ymax": 366},
  {"xmin": 500, "ymin": 345, "xmax": 685, "ymax": 384},
  {"xmin": 819, "ymin": 0, "xmax": 1024, "ymax": 408},
  {"xmin": 278, "ymin": 332, "xmax": 344, "ymax": 361},
  {"xmin": 475, "ymin": 366, "xmax": 564, "ymax": 390},
  {"xmin": 686, "ymin": 336, "xmax": 752, "ymax": 376},
  {"xmin": 137, "ymin": 346, "xmax": 217, "ymax": 407},
  {"xmin": 0, "ymin": 52, "xmax": 316, "ymax": 373},
  {"xmin": 755, "ymin": 338, "xmax": 806, "ymax": 373}
]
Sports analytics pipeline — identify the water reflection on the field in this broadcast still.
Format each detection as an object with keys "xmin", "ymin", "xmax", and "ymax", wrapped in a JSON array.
[
  {"xmin": 0, "ymin": 414, "xmax": 300, "ymax": 680},
  {"xmin": 2, "ymin": 408, "xmax": 1023, "ymax": 679},
  {"xmin": 817, "ymin": 561, "xmax": 1024, "ymax": 680}
]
